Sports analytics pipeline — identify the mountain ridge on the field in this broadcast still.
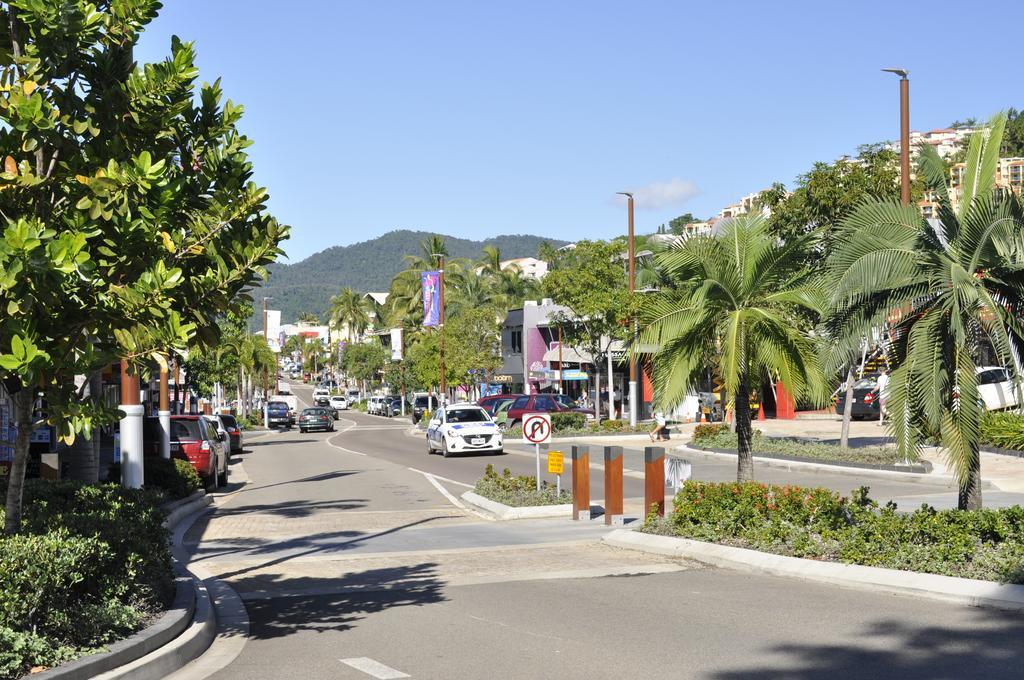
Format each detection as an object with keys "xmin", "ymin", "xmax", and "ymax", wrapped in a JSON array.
[{"xmin": 254, "ymin": 229, "xmax": 567, "ymax": 325}]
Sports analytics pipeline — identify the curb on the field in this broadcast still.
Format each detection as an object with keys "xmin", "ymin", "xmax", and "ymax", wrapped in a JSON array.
[
  {"xmin": 602, "ymin": 529, "xmax": 1024, "ymax": 612},
  {"xmin": 163, "ymin": 493, "xmax": 214, "ymax": 530},
  {"xmin": 673, "ymin": 443, "xmax": 989, "ymax": 488},
  {"xmin": 461, "ymin": 491, "xmax": 572, "ymax": 520},
  {"xmin": 982, "ymin": 445, "xmax": 1024, "ymax": 459}
]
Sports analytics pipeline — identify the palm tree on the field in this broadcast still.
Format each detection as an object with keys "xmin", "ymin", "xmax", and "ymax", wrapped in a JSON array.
[
  {"xmin": 330, "ymin": 287, "xmax": 369, "ymax": 341},
  {"xmin": 479, "ymin": 245, "xmax": 503, "ymax": 276},
  {"xmin": 826, "ymin": 113, "xmax": 1024, "ymax": 510},
  {"xmin": 637, "ymin": 214, "xmax": 826, "ymax": 482}
]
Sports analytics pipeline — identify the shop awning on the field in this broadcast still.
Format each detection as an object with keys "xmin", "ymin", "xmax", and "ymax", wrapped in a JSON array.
[{"xmin": 542, "ymin": 346, "xmax": 594, "ymax": 364}]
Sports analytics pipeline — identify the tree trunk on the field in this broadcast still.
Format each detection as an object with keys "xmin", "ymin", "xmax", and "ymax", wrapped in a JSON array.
[
  {"xmin": 735, "ymin": 378, "xmax": 754, "ymax": 482},
  {"xmin": 840, "ymin": 365, "xmax": 855, "ymax": 450},
  {"xmin": 958, "ymin": 444, "xmax": 983, "ymax": 510},
  {"xmin": 4, "ymin": 388, "xmax": 35, "ymax": 535}
]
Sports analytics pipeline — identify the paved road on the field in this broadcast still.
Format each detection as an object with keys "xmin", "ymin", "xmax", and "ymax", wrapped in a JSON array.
[{"xmin": 173, "ymin": 384, "xmax": 1023, "ymax": 679}]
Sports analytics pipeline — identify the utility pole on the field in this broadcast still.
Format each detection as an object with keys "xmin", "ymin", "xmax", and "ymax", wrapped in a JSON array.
[
  {"xmin": 263, "ymin": 296, "xmax": 272, "ymax": 428},
  {"xmin": 617, "ymin": 191, "xmax": 638, "ymax": 427}
]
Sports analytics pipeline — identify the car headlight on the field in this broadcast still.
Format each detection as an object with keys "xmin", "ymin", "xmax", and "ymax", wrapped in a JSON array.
[{"xmin": 446, "ymin": 428, "xmax": 457, "ymax": 437}]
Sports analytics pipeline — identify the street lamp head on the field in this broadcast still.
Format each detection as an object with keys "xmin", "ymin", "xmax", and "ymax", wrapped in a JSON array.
[
  {"xmin": 881, "ymin": 67, "xmax": 909, "ymax": 79},
  {"xmin": 616, "ymin": 192, "xmax": 633, "ymax": 198}
]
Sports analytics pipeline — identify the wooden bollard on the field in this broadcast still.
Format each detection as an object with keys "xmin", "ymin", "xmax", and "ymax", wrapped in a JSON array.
[
  {"xmin": 603, "ymin": 445, "xmax": 624, "ymax": 525},
  {"xmin": 571, "ymin": 445, "xmax": 590, "ymax": 520},
  {"xmin": 644, "ymin": 446, "xmax": 666, "ymax": 517}
]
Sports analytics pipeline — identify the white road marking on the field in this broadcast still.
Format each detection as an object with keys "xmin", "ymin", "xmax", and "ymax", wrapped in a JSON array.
[
  {"xmin": 406, "ymin": 468, "xmax": 473, "ymax": 489},
  {"xmin": 339, "ymin": 657, "xmax": 409, "ymax": 679},
  {"xmin": 409, "ymin": 469, "xmax": 494, "ymax": 521}
]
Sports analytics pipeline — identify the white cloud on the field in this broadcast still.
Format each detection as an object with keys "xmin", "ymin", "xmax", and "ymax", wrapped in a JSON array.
[{"xmin": 617, "ymin": 178, "xmax": 700, "ymax": 210}]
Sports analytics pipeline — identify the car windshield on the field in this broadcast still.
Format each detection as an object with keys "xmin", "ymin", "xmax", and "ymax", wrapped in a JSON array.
[
  {"xmin": 219, "ymin": 415, "xmax": 237, "ymax": 428},
  {"xmin": 853, "ymin": 378, "xmax": 877, "ymax": 390},
  {"xmin": 303, "ymin": 408, "xmax": 328, "ymax": 416},
  {"xmin": 554, "ymin": 394, "xmax": 579, "ymax": 408},
  {"xmin": 170, "ymin": 419, "xmax": 203, "ymax": 440},
  {"xmin": 446, "ymin": 408, "xmax": 488, "ymax": 423},
  {"xmin": 268, "ymin": 401, "xmax": 288, "ymax": 409}
]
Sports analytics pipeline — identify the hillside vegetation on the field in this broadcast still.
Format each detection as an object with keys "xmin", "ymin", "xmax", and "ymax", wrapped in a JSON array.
[{"xmin": 254, "ymin": 230, "xmax": 565, "ymax": 325}]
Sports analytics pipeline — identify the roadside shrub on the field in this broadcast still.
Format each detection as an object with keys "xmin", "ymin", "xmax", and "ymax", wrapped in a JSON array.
[
  {"xmin": 980, "ymin": 412, "xmax": 1024, "ymax": 451},
  {"xmin": 650, "ymin": 481, "xmax": 1024, "ymax": 583},
  {"xmin": 144, "ymin": 458, "xmax": 203, "ymax": 499},
  {"xmin": 689, "ymin": 429, "xmax": 916, "ymax": 465},
  {"xmin": 354, "ymin": 400, "xmax": 368, "ymax": 412},
  {"xmin": 474, "ymin": 464, "xmax": 572, "ymax": 507},
  {"xmin": 0, "ymin": 626, "xmax": 76, "ymax": 680},
  {"xmin": 600, "ymin": 419, "xmax": 626, "ymax": 432},
  {"xmin": 692, "ymin": 423, "xmax": 728, "ymax": 440},
  {"xmin": 551, "ymin": 411, "xmax": 586, "ymax": 432}
]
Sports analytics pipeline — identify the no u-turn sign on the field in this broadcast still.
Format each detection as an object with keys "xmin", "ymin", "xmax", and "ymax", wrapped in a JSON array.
[{"xmin": 523, "ymin": 413, "xmax": 552, "ymax": 444}]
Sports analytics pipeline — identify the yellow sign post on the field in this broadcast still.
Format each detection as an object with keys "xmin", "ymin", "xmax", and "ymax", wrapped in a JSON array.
[{"xmin": 548, "ymin": 450, "xmax": 564, "ymax": 495}]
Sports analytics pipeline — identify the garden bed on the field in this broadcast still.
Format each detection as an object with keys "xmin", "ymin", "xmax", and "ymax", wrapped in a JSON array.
[
  {"xmin": 643, "ymin": 481, "xmax": 1024, "ymax": 584},
  {"xmin": 472, "ymin": 465, "xmax": 571, "ymax": 507},
  {"xmin": 690, "ymin": 424, "xmax": 918, "ymax": 466},
  {"xmin": 0, "ymin": 480, "xmax": 175, "ymax": 679}
]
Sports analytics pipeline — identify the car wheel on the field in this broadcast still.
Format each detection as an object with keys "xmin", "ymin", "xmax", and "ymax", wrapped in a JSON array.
[
  {"xmin": 442, "ymin": 439, "xmax": 452, "ymax": 458},
  {"xmin": 203, "ymin": 473, "xmax": 216, "ymax": 492},
  {"xmin": 217, "ymin": 461, "xmax": 228, "ymax": 487},
  {"xmin": 427, "ymin": 438, "xmax": 435, "ymax": 454},
  {"xmin": 299, "ymin": 427, "xmax": 306, "ymax": 433}
]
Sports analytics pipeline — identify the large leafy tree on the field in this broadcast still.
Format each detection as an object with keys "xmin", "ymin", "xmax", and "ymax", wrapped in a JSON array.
[
  {"xmin": 0, "ymin": 2, "xmax": 287, "ymax": 533},
  {"xmin": 637, "ymin": 215, "xmax": 826, "ymax": 481},
  {"xmin": 827, "ymin": 114, "xmax": 1024, "ymax": 510},
  {"xmin": 542, "ymin": 240, "xmax": 636, "ymax": 422}
]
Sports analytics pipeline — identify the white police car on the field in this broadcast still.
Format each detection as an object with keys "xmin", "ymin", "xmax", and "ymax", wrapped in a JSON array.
[{"xmin": 426, "ymin": 403, "xmax": 504, "ymax": 457}]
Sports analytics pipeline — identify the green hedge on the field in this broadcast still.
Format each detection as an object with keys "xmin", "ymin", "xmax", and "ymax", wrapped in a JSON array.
[
  {"xmin": 109, "ymin": 457, "xmax": 203, "ymax": 500},
  {"xmin": 645, "ymin": 481, "xmax": 1024, "ymax": 583},
  {"xmin": 551, "ymin": 411, "xmax": 587, "ymax": 431},
  {"xmin": 690, "ymin": 428, "xmax": 917, "ymax": 465},
  {"xmin": 473, "ymin": 464, "xmax": 572, "ymax": 507},
  {"xmin": 980, "ymin": 412, "xmax": 1024, "ymax": 451},
  {"xmin": 0, "ymin": 480, "xmax": 173, "ymax": 678}
]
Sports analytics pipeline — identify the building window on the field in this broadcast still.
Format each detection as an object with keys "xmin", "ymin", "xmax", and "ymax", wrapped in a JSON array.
[{"xmin": 509, "ymin": 329, "xmax": 522, "ymax": 354}]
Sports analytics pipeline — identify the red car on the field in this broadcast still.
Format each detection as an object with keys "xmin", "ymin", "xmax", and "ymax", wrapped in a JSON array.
[
  {"xmin": 505, "ymin": 394, "xmax": 591, "ymax": 428},
  {"xmin": 169, "ymin": 415, "xmax": 227, "ymax": 490},
  {"xmin": 478, "ymin": 394, "xmax": 524, "ymax": 416}
]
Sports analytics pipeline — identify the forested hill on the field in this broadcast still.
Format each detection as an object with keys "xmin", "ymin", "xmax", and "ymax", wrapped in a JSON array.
[{"xmin": 254, "ymin": 229, "xmax": 566, "ymax": 326}]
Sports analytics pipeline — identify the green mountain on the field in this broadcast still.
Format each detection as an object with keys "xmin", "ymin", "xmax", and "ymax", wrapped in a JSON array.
[{"xmin": 254, "ymin": 229, "xmax": 566, "ymax": 326}]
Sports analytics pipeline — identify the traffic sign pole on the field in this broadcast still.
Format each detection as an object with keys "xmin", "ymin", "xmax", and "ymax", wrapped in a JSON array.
[
  {"xmin": 523, "ymin": 413, "xmax": 552, "ymax": 491},
  {"xmin": 535, "ymin": 442, "xmax": 540, "ymax": 491}
]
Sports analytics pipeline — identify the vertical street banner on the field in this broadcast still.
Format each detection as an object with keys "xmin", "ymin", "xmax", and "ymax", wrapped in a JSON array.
[
  {"xmin": 266, "ymin": 309, "xmax": 282, "ymax": 351},
  {"xmin": 390, "ymin": 328, "xmax": 404, "ymax": 361},
  {"xmin": 422, "ymin": 271, "xmax": 440, "ymax": 327}
]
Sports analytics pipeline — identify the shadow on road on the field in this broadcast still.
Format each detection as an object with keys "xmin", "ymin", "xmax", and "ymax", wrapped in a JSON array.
[
  {"xmin": 238, "ymin": 562, "xmax": 446, "ymax": 639},
  {"xmin": 712, "ymin": 612, "xmax": 1024, "ymax": 679},
  {"xmin": 242, "ymin": 438, "xmax": 319, "ymax": 449}
]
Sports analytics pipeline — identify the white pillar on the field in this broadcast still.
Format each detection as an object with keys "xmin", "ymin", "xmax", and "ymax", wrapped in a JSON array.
[
  {"xmin": 119, "ymin": 404, "xmax": 145, "ymax": 488},
  {"xmin": 263, "ymin": 402, "xmax": 269, "ymax": 428},
  {"xmin": 629, "ymin": 379, "xmax": 638, "ymax": 427},
  {"xmin": 159, "ymin": 410, "xmax": 171, "ymax": 459}
]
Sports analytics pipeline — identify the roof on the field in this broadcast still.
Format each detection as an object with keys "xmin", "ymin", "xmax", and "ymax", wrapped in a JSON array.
[{"xmin": 365, "ymin": 292, "xmax": 389, "ymax": 305}]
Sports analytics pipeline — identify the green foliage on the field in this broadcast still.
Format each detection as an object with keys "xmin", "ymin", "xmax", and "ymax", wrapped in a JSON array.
[
  {"xmin": 693, "ymin": 423, "xmax": 728, "ymax": 440},
  {"xmin": 144, "ymin": 458, "xmax": 203, "ymax": 500},
  {"xmin": 474, "ymin": 464, "xmax": 572, "ymax": 507},
  {"xmin": 600, "ymin": 418, "xmax": 626, "ymax": 432},
  {"xmin": 551, "ymin": 411, "xmax": 586, "ymax": 431},
  {"xmin": 667, "ymin": 213, "xmax": 699, "ymax": 234},
  {"xmin": 637, "ymin": 214, "xmax": 827, "ymax": 482},
  {"xmin": 826, "ymin": 113, "xmax": 1024, "ymax": 509},
  {"xmin": 342, "ymin": 342, "xmax": 387, "ymax": 385},
  {"xmin": 690, "ymin": 430, "xmax": 917, "ymax": 465},
  {"xmin": 651, "ymin": 481, "xmax": 1024, "ymax": 583},
  {"xmin": 0, "ymin": 479, "xmax": 172, "ymax": 677},
  {"xmin": 980, "ymin": 412, "xmax": 1024, "ymax": 451}
]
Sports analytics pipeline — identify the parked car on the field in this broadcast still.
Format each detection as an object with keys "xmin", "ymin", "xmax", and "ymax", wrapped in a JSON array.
[
  {"xmin": 368, "ymin": 396, "xmax": 389, "ymax": 416},
  {"xmin": 492, "ymin": 399, "xmax": 515, "ymax": 429},
  {"xmin": 169, "ymin": 415, "xmax": 227, "ymax": 489},
  {"xmin": 329, "ymin": 395, "xmax": 349, "ymax": 415},
  {"xmin": 505, "ymin": 394, "xmax": 591, "ymax": 428},
  {"xmin": 218, "ymin": 413, "xmax": 243, "ymax": 454},
  {"xmin": 478, "ymin": 394, "xmax": 523, "ymax": 416},
  {"xmin": 267, "ymin": 400, "xmax": 292, "ymax": 429},
  {"xmin": 299, "ymin": 407, "xmax": 335, "ymax": 433},
  {"xmin": 411, "ymin": 394, "xmax": 438, "ymax": 424},
  {"xmin": 313, "ymin": 387, "xmax": 331, "ymax": 407},
  {"xmin": 385, "ymin": 396, "xmax": 406, "ymax": 417},
  {"xmin": 425, "ymin": 403, "xmax": 503, "ymax": 457},
  {"xmin": 977, "ymin": 366, "xmax": 1019, "ymax": 411},
  {"xmin": 834, "ymin": 375, "xmax": 882, "ymax": 420}
]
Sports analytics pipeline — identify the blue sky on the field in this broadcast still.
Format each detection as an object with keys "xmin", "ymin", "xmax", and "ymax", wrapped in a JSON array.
[{"xmin": 136, "ymin": 0, "xmax": 1023, "ymax": 262}]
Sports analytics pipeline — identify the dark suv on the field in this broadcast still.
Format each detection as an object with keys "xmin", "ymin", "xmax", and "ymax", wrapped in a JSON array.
[
  {"xmin": 411, "ymin": 395, "xmax": 438, "ymax": 424},
  {"xmin": 267, "ymin": 401, "xmax": 291, "ymax": 429}
]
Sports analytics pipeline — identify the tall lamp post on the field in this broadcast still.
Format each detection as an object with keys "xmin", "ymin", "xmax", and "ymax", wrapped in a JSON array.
[
  {"xmin": 118, "ymin": 359, "xmax": 143, "ymax": 488},
  {"xmin": 882, "ymin": 68, "xmax": 911, "ymax": 206},
  {"xmin": 432, "ymin": 254, "xmax": 446, "ymax": 405},
  {"xmin": 616, "ymin": 191, "xmax": 638, "ymax": 427},
  {"xmin": 262, "ymin": 296, "xmax": 272, "ymax": 428}
]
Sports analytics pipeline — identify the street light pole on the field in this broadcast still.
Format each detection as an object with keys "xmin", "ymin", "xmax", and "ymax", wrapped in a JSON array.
[
  {"xmin": 883, "ymin": 68, "xmax": 911, "ymax": 206},
  {"xmin": 438, "ymin": 255, "xmax": 446, "ymax": 405},
  {"xmin": 617, "ymin": 191, "xmax": 638, "ymax": 427}
]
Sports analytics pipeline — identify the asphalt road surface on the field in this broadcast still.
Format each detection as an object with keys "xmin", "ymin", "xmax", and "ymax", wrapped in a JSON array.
[{"xmin": 174, "ymin": 384, "xmax": 1024, "ymax": 680}]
